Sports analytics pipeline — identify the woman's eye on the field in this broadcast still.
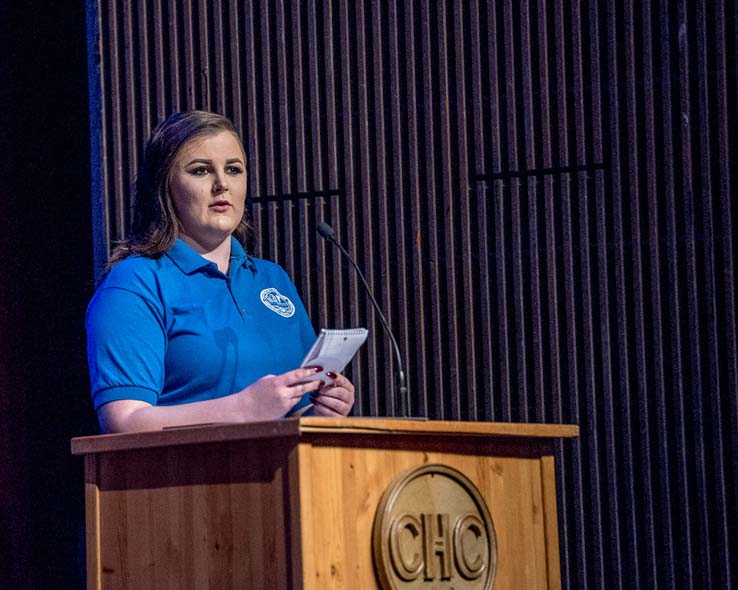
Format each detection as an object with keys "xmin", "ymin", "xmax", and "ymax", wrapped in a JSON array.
[
  {"xmin": 226, "ymin": 165, "xmax": 243, "ymax": 175},
  {"xmin": 189, "ymin": 166, "xmax": 210, "ymax": 176}
]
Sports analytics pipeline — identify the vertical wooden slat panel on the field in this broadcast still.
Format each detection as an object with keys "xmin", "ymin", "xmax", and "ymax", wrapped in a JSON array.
[
  {"xmin": 275, "ymin": 0, "xmax": 295, "ymax": 274},
  {"xmin": 323, "ymin": 2, "xmax": 345, "ymax": 339},
  {"xmin": 211, "ymin": 0, "xmax": 226, "ymax": 115},
  {"xmin": 677, "ymin": 2, "xmax": 707, "ymax": 582},
  {"xmin": 196, "ymin": 0, "xmax": 210, "ymax": 108},
  {"xmin": 419, "ymin": 0, "xmax": 444, "ymax": 417},
  {"xmin": 322, "ymin": 0, "xmax": 339, "ymax": 191},
  {"xmin": 692, "ymin": 5, "xmax": 724, "ymax": 583},
  {"xmin": 87, "ymin": 0, "xmax": 108, "ymax": 279},
  {"xmin": 136, "ymin": 2, "xmax": 152, "ymax": 136},
  {"xmin": 713, "ymin": 2, "xmax": 738, "ymax": 583},
  {"xmin": 291, "ymin": 1, "xmax": 313, "ymax": 315},
  {"xmin": 167, "ymin": 0, "xmax": 182, "ymax": 112},
  {"xmin": 151, "ymin": 0, "xmax": 166, "ymax": 122},
  {"xmin": 88, "ymin": 1, "xmax": 738, "ymax": 588},
  {"xmin": 433, "ymin": 1, "xmax": 460, "ymax": 419},
  {"xmin": 453, "ymin": 1, "xmax": 478, "ymax": 419},
  {"xmin": 502, "ymin": 0, "xmax": 529, "ymax": 423},
  {"xmin": 403, "ymin": 0, "xmax": 429, "ymax": 416},
  {"xmin": 638, "ymin": 2, "xmax": 666, "ymax": 583},
  {"xmin": 387, "ymin": 0, "xmax": 413, "ymax": 415},
  {"xmin": 261, "ymin": 3, "xmax": 280, "ymax": 262},
  {"xmin": 337, "ymin": 0, "xmax": 365, "ymax": 408},
  {"xmin": 685, "ymin": 0, "xmax": 710, "ymax": 579},
  {"xmin": 260, "ymin": 2, "xmax": 276, "ymax": 202},
  {"xmin": 181, "ymin": 1, "xmax": 196, "ymax": 108},
  {"xmin": 307, "ymin": 0, "xmax": 323, "ymax": 191},
  {"xmin": 469, "ymin": 0, "xmax": 495, "ymax": 420},
  {"xmin": 519, "ymin": 0, "xmax": 546, "ymax": 424},
  {"xmin": 659, "ymin": 0, "xmax": 694, "ymax": 586},
  {"xmin": 242, "ymin": 0, "xmax": 258, "ymax": 190},
  {"xmin": 105, "ymin": 1, "xmax": 126, "ymax": 243},
  {"xmin": 488, "ymin": 0, "xmax": 512, "ymax": 421},
  {"xmin": 553, "ymin": 2, "xmax": 586, "ymax": 587},
  {"xmin": 352, "ymin": 0, "xmax": 382, "ymax": 412},
  {"xmin": 539, "ymin": 14, "xmax": 562, "ymax": 426},
  {"xmin": 370, "ymin": 0, "xmax": 393, "ymax": 415},
  {"xmin": 640, "ymin": 1, "xmax": 676, "ymax": 579},
  {"xmin": 615, "ymin": 0, "xmax": 643, "ymax": 584},
  {"xmin": 589, "ymin": 28, "xmax": 611, "ymax": 572},
  {"xmin": 122, "ymin": 1, "xmax": 138, "ymax": 194},
  {"xmin": 304, "ymin": 0, "xmax": 324, "ymax": 320},
  {"xmin": 227, "ymin": 1, "xmax": 243, "ymax": 133}
]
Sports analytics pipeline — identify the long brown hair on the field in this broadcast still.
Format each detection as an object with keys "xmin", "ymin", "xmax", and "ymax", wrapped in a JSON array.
[{"xmin": 108, "ymin": 111, "xmax": 252, "ymax": 268}]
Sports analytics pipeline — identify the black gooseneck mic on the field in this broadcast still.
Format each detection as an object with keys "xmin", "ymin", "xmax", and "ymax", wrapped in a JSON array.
[{"xmin": 317, "ymin": 222, "xmax": 410, "ymax": 417}]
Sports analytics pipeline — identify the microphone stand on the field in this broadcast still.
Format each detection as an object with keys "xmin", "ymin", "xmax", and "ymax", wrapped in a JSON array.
[{"xmin": 317, "ymin": 223, "xmax": 410, "ymax": 417}]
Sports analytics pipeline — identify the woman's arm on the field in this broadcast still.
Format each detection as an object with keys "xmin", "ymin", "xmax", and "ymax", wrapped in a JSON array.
[{"xmin": 98, "ymin": 367, "xmax": 323, "ymax": 433}]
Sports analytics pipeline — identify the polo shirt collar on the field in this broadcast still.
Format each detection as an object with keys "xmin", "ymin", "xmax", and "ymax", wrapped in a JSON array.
[
  {"xmin": 229, "ymin": 238, "xmax": 250, "ymax": 267},
  {"xmin": 230, "ymin": 238, "xmax": 258, "ymax": 275},
  {"xmin": 167, "ymin": 237, "xmax": 252, "ymax": 275}
]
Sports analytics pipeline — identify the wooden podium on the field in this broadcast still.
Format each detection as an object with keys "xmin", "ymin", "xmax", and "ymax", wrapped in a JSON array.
[{"xmin": 71, "ymin": 417, "xmax": 577, "ymax": 589}]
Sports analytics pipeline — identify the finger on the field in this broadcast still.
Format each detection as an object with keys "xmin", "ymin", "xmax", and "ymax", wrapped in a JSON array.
[
  {"xmin": 326, "ymin": 371, "xmax": 354, "ymax": 391},
  {"xmin": 317, "ymin": 384, "xmax": 352, "ymax": 404},
  {"xmin": 289, "ymin": 379, "xmax": 323, "ymax": 398},
  {"xmin": 282, "ymin": 366, "xmax": 323, "ymax": 384},
  {"xmin": 312, "ymin": 394, "xmax": 351, "ymax": 416},
  {"xmin": 310, "ymin": 396, "xmax": 346, "ymax": 417}
]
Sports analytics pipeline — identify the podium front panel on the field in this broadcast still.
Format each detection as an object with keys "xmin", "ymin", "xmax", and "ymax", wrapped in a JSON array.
[
  {"xmin": 84, "ymin": 436, "xmax": 303, "ymax": 590},
  {"xmin": 296, "ymin": 432, "xmax": 560, "ymax": 590},
  {"xmin": 73, "ymin": 418, "xmax": 577, "ymax": 590}
]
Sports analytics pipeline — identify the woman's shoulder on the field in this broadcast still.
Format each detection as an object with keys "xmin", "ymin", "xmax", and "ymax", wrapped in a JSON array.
[{"xmin": 96, "ymin": 255, "xmax": 166, "ymax": 294}]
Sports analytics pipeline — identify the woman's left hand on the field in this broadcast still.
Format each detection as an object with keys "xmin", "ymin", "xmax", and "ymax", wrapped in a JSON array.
[{"xmin": 310, "ymin": 372, "xmax": 355, "ymax": 416}]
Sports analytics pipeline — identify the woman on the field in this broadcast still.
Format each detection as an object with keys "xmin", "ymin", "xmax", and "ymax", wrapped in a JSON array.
[{"xmin": 86, "ymin": 111, "xmax": 354, "ymax": 433}]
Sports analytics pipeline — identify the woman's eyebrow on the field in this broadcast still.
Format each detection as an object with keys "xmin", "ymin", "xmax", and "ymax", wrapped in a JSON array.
[
  {"xmin": 183, "ymin": 158, "xmax": 213, "ymax": 166},
  {"xmin": 183, "ymin": 157, "xmax": 244, "ymax": 166}
]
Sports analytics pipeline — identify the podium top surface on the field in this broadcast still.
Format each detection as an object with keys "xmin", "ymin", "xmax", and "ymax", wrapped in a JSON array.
[{"xmin": 71, "ymin": 417, "xmax": 579, "ymax": 455}]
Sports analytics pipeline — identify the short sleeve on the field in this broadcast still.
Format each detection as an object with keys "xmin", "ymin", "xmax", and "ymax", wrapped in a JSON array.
[{"xmin": 86, "ymin": 286, "xmax": 167, "ymax": 410}]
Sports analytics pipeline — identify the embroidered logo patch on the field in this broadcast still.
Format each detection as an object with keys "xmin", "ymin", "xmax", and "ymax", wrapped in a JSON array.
[{"xmin": 260, "ymin": 287, "xmax": 296, "ymax": 318}]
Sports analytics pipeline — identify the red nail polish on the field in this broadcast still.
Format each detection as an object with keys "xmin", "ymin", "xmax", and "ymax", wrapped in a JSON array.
[
  {"xmin": 326, "ymin": 371, "xmax": 336, "ymax": 379},
  {"xmin": 314, "ymin": 366, "xmax": 323, "ymax": 373}
]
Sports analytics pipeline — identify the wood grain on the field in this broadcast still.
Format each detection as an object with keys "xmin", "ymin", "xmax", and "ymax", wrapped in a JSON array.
[
  {"xmin": 297, "ymin": 434, "xmax": 557, "ymax": 590},
  {"xmin": 541, "ymin": 454, "xmax": 562, "ymax": 590},
  {"xmin": 90, "ymin": 439, "xmax": 299, "ymax": 589},
  {"xmin": 84, "ymin": 455, "xmax": 101, "ymax": 590},
  {"xmin": 75, "ymin": 418, "xmax": 576, "ymax": 589},
  {"xmin": 71, "ymin": 418, "xmax": 578, "ymax": 455}
]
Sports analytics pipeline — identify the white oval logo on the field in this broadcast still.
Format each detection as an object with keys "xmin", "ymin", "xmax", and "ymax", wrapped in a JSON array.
[{"xmin": 260, "ymin": 288, "xmax": 295, "ymax": 318}]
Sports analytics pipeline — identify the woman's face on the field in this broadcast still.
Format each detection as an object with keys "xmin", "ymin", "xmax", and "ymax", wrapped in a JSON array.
[{"xmin": 169, "ymin": 131, "xmax": 247, "ymax": 252}]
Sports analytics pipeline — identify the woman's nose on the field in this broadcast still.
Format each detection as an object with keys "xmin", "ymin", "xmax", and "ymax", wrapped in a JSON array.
[{"xmin": 213, "ymin": 175, "xmax": 229, "ymax": 193}]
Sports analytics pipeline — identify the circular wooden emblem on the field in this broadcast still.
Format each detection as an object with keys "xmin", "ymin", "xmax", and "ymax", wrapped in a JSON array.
[{"xmin": 372, "ymin": 464, "xmax": 497, "ymax": 590}]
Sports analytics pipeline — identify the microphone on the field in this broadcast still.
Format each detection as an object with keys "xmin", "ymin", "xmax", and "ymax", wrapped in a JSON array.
[{"xmin": 317, "ymin": 222, "xmax": 410, "ymax": 417}]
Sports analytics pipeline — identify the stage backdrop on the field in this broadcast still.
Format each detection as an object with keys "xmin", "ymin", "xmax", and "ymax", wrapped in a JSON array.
[{"xmin": 87, "ymin": 1, "xmax": 737, "ymax": 589}]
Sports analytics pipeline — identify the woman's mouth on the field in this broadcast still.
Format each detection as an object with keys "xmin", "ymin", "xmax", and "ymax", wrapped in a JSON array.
[{"xmin": 209, "ymin": 200, "xmax": 231, "ymax": 211}]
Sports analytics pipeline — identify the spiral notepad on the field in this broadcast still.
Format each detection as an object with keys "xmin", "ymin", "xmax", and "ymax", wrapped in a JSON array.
[{"xmin": 301, "ymin": 328, "xmax": 368, "ymax": 383}]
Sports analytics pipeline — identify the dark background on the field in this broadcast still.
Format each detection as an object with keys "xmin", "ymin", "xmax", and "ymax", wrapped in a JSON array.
[
  {"xmin": 2, "ymin": 2, "xmax": 737, "ymax": 590},
  {"xmin": 0, "ymin": 2, "xmax": 95, "ymax": 588}
]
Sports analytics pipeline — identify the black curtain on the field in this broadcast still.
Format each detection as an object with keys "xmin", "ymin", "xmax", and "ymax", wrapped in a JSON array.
[{"xmin": 0, "ymin": 2, "xmax": 95, "ymax": 588}]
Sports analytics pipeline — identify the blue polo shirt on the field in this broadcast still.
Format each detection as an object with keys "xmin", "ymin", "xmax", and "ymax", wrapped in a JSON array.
[{"xmin": 86, "ymin": 238, "xmax": 316, "ymax": 413}]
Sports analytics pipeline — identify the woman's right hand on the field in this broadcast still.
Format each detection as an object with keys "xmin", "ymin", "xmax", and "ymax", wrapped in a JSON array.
[
  {"xmin": 236, "ymin": 367, "xmax": 323, "ymax": 421},
  {"xmin": 97, "ymin": 367, "xmax": 323, "ymax": 433}
]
